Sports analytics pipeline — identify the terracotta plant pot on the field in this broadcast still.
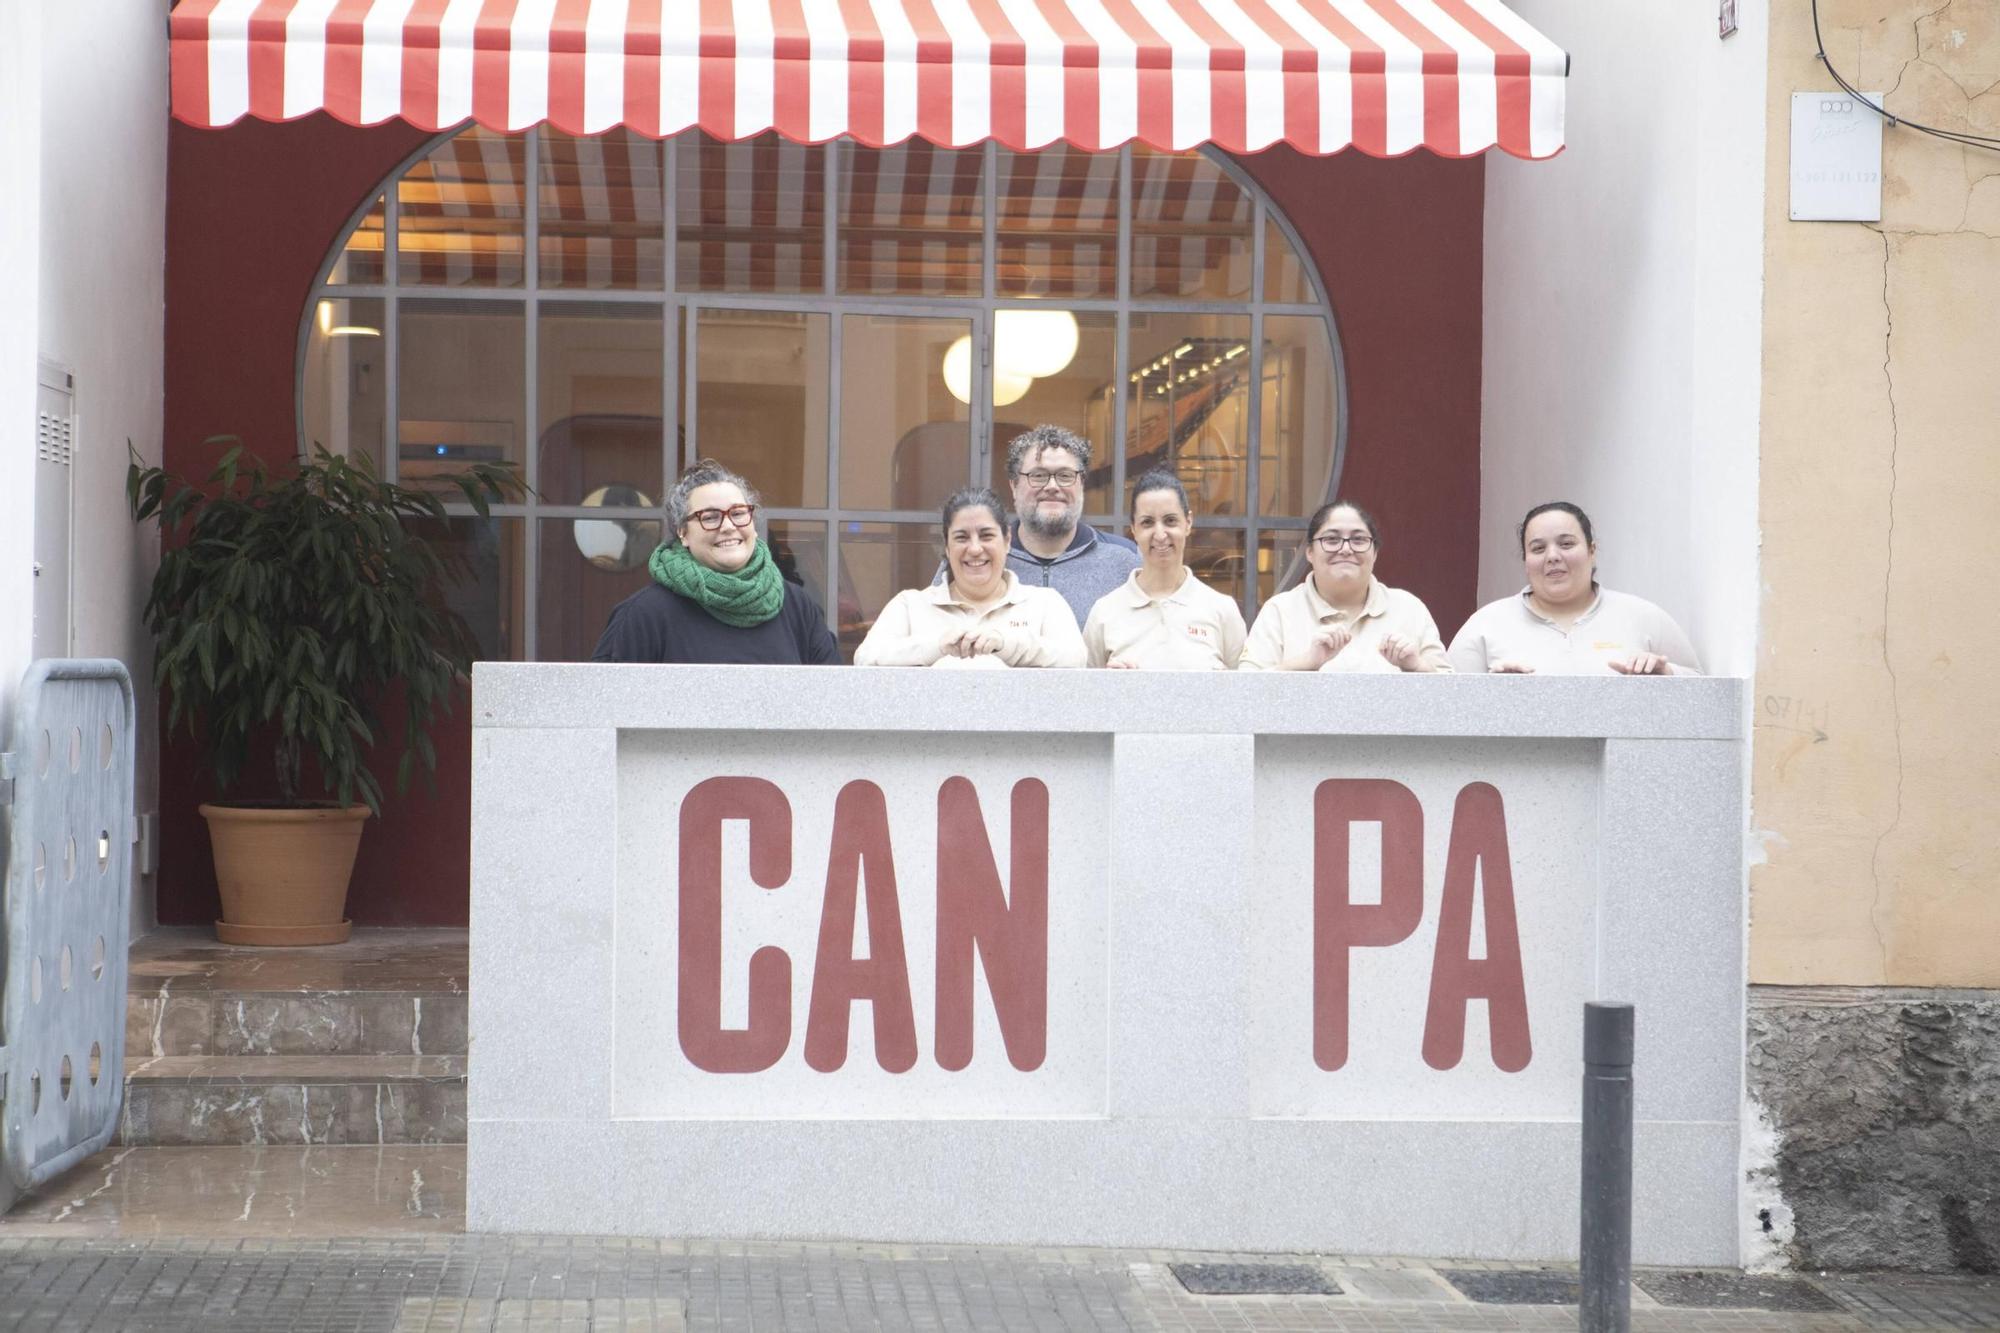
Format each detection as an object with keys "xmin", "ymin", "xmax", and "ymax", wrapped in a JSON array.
[{"xmin": 200, "ymin": 803, "xmax": 369, "ymax": 946}]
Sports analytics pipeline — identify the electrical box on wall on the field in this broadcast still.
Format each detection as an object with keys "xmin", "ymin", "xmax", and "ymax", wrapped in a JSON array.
[
  {"xmin": 1790, "ymin": 92, "xmax": 1884, "ymax": 222},
  {"xmin": 34, "ymin": 360, "xmax": 75, "ymax": 660}
]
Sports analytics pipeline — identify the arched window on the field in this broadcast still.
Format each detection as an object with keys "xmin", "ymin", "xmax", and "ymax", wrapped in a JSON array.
[{"xmin": 301, "ymin": 126, "xmax": 1344, "ymax": 661}]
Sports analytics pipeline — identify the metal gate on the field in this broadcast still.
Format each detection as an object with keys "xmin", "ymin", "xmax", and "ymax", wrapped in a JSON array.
[{"xmin": 0, "ymin": 660, "xmax": 135, "ymax": 1200}]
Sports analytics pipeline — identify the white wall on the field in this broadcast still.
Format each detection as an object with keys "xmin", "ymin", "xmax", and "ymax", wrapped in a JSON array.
[
  {"xmin": 0, "ymin": 4, "xmax": 45, "ymax": 730},
  {"xmin": 1481, "ymin": 2, "xmax": 1767, "ymax": 678},
  {"xmin": 28, "ymin": 0, "xmax": 168, "ymax": 935}
]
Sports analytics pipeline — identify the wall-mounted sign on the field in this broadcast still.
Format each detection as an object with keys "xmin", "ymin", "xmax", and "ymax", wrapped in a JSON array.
[
  {"xmin": 1719, "ymin": 0, "xmax": 1738, "ymax": 38},
  {"xmin": 1790, "ymin": 91, "xmax": 1884, "ymax": 222}
]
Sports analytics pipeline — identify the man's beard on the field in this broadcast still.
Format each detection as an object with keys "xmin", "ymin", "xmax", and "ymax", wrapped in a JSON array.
[{"xmin": 1021, "ymin": 499, "xmax": 1079, "ymax": 540}]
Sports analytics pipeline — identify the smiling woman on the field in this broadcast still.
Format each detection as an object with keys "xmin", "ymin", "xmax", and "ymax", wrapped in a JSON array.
[
  {"xmin": 1238, "ymin": 500, "xmax": 1450, "ymax": 674},
  {"xmin": 853, "ymin": 488, "xmax": 1085, "ymax": 669},
  {"xmin": 590, "ymin": 459, "xmax": 839, "ymax": 665},
  {"xmin": 1447, "ymin": 502, "xmax": 1703, "ymax": 677}
]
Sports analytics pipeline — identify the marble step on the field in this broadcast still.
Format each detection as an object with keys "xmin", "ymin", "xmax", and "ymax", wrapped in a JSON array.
[
  {"xmin": 117, "ymin": 1055, "xmax": 466, "ymax": 1147},
  {"xmin": 126, "ymin": 988, "xmax": 465, "ymax": 1059},
  {"xmin": 127, "ymin": 927, "xmax": 468, "ymax": 1058}
]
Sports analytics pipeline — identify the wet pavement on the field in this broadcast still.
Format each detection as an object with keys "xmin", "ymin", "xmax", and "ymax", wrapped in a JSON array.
[{"xmin": 3, "ymin": 1145, "xmax": 1999, "ymax": 1331}]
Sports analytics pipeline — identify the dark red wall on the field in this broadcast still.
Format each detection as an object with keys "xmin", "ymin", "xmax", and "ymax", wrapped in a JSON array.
[
  {"xmin": 1229, "ymin": 145, "xmax": 1484, "ymax": 635},
  {"xmin": 161, "ymin": 118, "xmax": 1482, "ymax": 927}
]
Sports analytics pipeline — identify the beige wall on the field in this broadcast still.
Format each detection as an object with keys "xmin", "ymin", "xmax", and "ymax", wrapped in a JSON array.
[{"xmin": 1755, "ymin": 0, "xmax": 2000, "ymax": 985}]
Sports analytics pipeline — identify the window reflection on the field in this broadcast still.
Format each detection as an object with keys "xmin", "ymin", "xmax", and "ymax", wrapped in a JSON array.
[
  {"xmin": 839, "ymin": 141, "xmax": 982, "ymax": 296},
  {"xmin": 1265, "ymin": 220, "xmax": 1315, "ymax": 305},
  {"xmin": 1257, "ymin": 527, "xmax": 1309, "ymax": 605},
  {"xmin": 1186, "ymin": 529, "xmax": 1248, "ymax": 606},
  {"xmin": 415, "ymin": 517, "xmax": 525, "ymax": 662},
  {"xmin": 677, "ymin": 132, "xmax": 825, "ymax": 294},
  {"xmin": 1262, "ymin": 316, "xmax": 1338, "ymax": 517},
  {"xmin": 538, "ymin": 302, "xmax": 667, "ymax": 504},
  {"xmin": 538, "ymin": 130, "xmax": 665, "ymax": 290},
  {"xmin": 841, "ymin": 315, "xmax": 970, "ymax": 512},
  {"xmin": 399, "ymin": 129, "xmax": 526, "ymax": 287},
  {"xmin": 694, "ymin": 309, "xmax": 829, "ymax": 508},
  {"xmin": 997, "ymin": 146, "xmax": 1118, "ymax": 300},
  {"xmin": 326, "ymin": 196, "xmax": 384, "ymax": 285},
  {"xmin": 538, "ymin": 514, "xmax": 658, "ymax": 662},
  {"xmin": 1130, "ymin": 146, "xmax": 1252, "ymax": 301},
  {"xmin": 302, "ymin": 297, "xmax": 385, "ymax": 471},
  {"xmin": 764, "ymin": 520, "xmax": 837, "ymax": 627},
  {"xmin": 1125, "ymin": 313, "xmax": 1252, "ymax": 516},
  {"xmin": 399, "ymin": 300, "xmax": 526, "ymax": 491}
]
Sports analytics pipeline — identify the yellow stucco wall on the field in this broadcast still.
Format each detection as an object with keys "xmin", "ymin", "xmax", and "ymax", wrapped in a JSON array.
[{"xmin": 1755, "ymin": 0, "xmax": 2000, "ymax": 985}]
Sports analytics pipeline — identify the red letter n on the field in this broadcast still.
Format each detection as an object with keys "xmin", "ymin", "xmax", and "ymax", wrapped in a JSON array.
[
  {"xmin": 1422, "ymin": 782, "xmax": 1532, "ymax": 1072},
  {"xmin": 1314, "ymin": 779, "xmax": 1424, "ymax": 1071},
  {"xmin": 678, "ymin": 776, "xmax": 793, "ymax": 1073},
  {"xmin": 935, "ymin": 777, "xmax": 1049, "ymax": 1072}
]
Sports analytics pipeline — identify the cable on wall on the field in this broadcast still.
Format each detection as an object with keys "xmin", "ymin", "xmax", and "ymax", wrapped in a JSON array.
[{"xmin": 1812, "ymin": 0, "xmax": 2000, "ymax": 155}]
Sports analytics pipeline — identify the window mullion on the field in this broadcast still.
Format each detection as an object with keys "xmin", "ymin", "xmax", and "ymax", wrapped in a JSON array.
[
  {"xmin": 664, "ymin": 132, "xmax": 680, "ymax": 490},
  {"xmin": 522, "ymin": 128, "xmax": 542, "ymax": 662},
  {"xmin": 1246, "ymin": 190, "xmax": 1265, "ymax": 622},
  {"xmin": 1113, "ymin": 144, "xmax": 1132, "ymax": 521},
  {"xmin": 383, "ymin": 182, "xmax": 401, "ymax": 485}
]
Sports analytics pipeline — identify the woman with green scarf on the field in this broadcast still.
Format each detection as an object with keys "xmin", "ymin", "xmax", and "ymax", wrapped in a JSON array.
[{"xmin": 592, "ymin": 460, "xmax": 838, "ymax": 665}]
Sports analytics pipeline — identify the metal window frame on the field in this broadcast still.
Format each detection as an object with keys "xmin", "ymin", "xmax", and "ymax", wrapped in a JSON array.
[{"xmin": 297, "ymin": 126, "xmax": 1347, "ymax": 657}]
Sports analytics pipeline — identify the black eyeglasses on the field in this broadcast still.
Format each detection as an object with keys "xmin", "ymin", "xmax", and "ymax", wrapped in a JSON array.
[
  {"xmin": 1312, "ymin": 533, "xmax": 1374, "ymax": 553},
  {"xmin": 689, "ymin": 504, "xmax": 757, "ymax": 531},
  {"xmin": 1022, "ymin": 469, "xmax": 1083, "ymax": 488}
]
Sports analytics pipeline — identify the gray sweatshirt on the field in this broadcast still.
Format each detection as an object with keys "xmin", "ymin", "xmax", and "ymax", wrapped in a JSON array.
[{"xmin": 1005, "ymin": 525, "xmax": 1141, "ymax": 626}]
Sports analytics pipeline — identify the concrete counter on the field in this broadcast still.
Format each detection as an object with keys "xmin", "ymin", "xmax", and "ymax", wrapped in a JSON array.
[{"xmin": 469, "ymin": 665, "xmax": 1746, "ymax": 1263}]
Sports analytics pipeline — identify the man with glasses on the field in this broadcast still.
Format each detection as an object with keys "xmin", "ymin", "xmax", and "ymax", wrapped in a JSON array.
[{"xmin": 986, "ymin": 424, "xmax": 1140, "ymax": 626}]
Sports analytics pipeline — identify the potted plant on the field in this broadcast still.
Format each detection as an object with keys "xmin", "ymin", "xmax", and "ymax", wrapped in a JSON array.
[{"xmin": 129, "ymin": 439, "xmax": 519, "ymax": 944}]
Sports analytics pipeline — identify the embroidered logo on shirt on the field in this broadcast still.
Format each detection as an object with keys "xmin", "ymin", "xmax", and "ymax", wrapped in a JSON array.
[
  {"xmin": 1592, "ymin": 641, "xmax": 1624, "ymax": 652},
  {"xmin": 1184, "ymin": 624, "xmax": 1212, "ymax": 641}
]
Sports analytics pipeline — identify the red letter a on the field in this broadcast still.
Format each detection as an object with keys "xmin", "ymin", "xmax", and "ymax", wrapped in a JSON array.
[
  {"xmin": 804, "ymin": 781, "xmax": 918, "ymax": 1073},
  {"xmin": 935, "ymin": 777, "xmax": 1048, "ymax": 1072},
  {"xmin": 1422, "ymin": 783, "xmax": 1532, "ymax": 1072},
  {"xmin": 678, "ymin": 776, "xmax": 793, "ymax": 1073},
  {"xmin": 1313, "ymin": 779, "xmax": 1425, "ymax": 1071}
]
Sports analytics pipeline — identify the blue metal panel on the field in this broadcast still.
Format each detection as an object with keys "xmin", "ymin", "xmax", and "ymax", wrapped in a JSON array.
[{"xmin": 1, "ymin": 660, "xmax": 135, "ymax": 1193}]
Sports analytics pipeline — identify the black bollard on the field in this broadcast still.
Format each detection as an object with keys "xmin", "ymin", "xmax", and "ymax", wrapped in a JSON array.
[{"xmin": 1580, "ymin": 1002, "xmax": 1634, "ymax": 1333}]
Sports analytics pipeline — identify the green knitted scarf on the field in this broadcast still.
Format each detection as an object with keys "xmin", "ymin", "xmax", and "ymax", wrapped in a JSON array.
[{"xmin": 648, "ymin": 538, "xmax": 787, "ymax": 628}]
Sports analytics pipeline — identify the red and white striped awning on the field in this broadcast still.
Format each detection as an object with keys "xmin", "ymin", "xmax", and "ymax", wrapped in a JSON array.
[{"xmin": 170, "ymin": 0, "xmax": 1566, "ymax": 160}]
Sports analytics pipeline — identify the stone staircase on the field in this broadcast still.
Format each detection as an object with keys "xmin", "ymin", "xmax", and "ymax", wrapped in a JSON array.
[{"xmin": 120, "ymin": 928, "xmax": 467, "ymax": 1147}]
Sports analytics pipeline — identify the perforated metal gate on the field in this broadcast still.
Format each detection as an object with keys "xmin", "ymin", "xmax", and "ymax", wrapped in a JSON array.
[{"xmin": 0, "ymin": 660, "xmax": 135, "ymax": 1196}]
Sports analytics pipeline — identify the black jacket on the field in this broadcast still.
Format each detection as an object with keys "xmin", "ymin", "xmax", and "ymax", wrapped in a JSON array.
[{"xmin": 590, "ymin": 581, "xmax": 839, "ymax": 665}]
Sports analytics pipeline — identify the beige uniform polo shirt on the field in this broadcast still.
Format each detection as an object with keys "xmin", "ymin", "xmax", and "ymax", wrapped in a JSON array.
[
  {"xmin": 1446, "ymin": 587, "xmax": 1702, "ymax": 676},
  {"xmin": 853, "ymin": 570, "xmax": 1087, "ymax": 668},
  {"xmin": 1082, "ymin": 569, "xmax": 1247, "ymax": 670},
  {"xmin": 1238, "ymin": 577, "xmax": 1451, "ymax": 673}
]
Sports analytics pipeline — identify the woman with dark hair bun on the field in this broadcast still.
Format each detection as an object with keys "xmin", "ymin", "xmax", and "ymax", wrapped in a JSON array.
[
  {"xmin": 1239, "ymin": 500, "xmax": 1449, "ymax": 673},
  {"xmin": 1082, "ymin": 470, "xmax": 1246, "ymax": 670},
  {"xmin": 853, "ymin": 488, "xmax": 1085, "ymax": 668},
  {"xmin": 1447, "ymin": 501, "xmax": 1700, "ymax": 675}
]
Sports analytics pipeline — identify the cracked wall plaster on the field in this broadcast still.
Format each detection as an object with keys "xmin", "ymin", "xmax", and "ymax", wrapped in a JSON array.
[{"xmin": 1755, "ymin": 0, "xmax": 2000, "ymax": 989}]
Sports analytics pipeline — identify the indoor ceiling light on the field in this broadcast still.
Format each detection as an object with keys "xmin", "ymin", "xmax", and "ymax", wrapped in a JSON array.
[
  {"xmin": 995, "ymin": 309, "xmax": 1079, "ymax": 379},
  {"xmin": 942, "ymin": 335, "xmax": 1033, "ymax": 407}
]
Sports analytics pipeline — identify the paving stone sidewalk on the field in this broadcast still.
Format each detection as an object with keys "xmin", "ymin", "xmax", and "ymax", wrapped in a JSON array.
[{"xmin": 2, "ymin": 1235, "xmax": 1997, "ymax": 1333}]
